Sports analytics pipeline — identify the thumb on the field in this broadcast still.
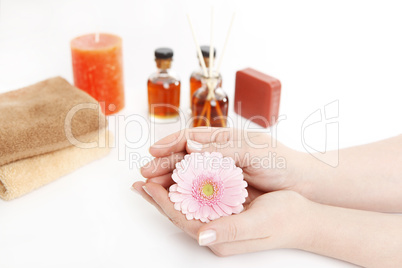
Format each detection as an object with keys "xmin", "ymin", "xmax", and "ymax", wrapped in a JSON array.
[
  {"xmin": 187, "ymin": 139, "xmax": 249, "ymax": 166},
  {"xmin": 197, "ymin": 208, "xmax": 265, "ymax": 246}
]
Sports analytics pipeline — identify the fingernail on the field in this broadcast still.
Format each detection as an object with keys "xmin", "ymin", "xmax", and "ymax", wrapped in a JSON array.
[
  {"xmin": 187, "ymin": 140, "xmax": 204, "ymax": 151},
  {"xmin": 198, "ymin": 230, "xmax": 216, "ymax": 246},
  {"xmin": 131, "ymin": 186, "xmax": 140, "ymax": 195},
  {"xmin": 142, "ymin": 186, "xmax": 152, "ymax": 197},
  {"xmin": 150, "ymin": 143, "xmax": 162, "ymax": 150}
]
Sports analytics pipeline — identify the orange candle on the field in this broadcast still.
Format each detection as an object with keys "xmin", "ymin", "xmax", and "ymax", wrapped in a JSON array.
[{"xmin": 71, "ymin": 33, "xmax": 125, "ymax": 115}]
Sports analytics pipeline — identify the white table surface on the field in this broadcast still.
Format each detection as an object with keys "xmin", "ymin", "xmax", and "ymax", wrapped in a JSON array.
[{"xmin": 1, "ymin": 0, "xmax": 401, "ymax": 267}]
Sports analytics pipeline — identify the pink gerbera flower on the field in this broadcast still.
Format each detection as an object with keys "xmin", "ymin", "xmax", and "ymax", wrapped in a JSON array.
[{"xmin": 168, "ymin": 152, "xmax": 248, "ymax": 223}]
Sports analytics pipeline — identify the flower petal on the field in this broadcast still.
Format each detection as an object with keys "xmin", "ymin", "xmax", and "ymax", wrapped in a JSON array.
[
  {"xmin": 181, "ymin": 198, "xmax": 192, "ymax": 214},
  {"xmin": 172, "ymin": 174, "xmax": 193, "ymax": 190},
  {"xmin": 220, "ymin": 194, "xmax": 242, "ymax": 206},
  {"xmin": 207, "ymin": 207, "xmax": 220, "ymax": 221},
  {"xmin": 200, "ymin": 217, "xmax": 209, "ymax": 223},
  {"xmin": 168, "ymin": 152, "xmax": 247, "ymax": 223},
  {"xmin": 169, "ymin": 184, "xmax": 178, "ymax": 192},
  {"xmin": 223, "ymin": 179, "xmax": 245, "ymax": 188},
  {"xmin": 212, "ymin": 204, "xmax": 225, "ymax": 217},
  {"xmin": 242, "ymin": 188, "xmax": 248, "ymax": 198},
  {"xmin": 232, "ymin": 204, "xmax": 244, "ymax": 214},
  {"xmin": 177, "ymin": 186, "xmax": 192, "ymax": 194},
  {"xmin": 222, "ymin": 187, "xmax": 244, "ymax": 196},
  {"xmin": 220, "ymin": 167, "xmax": 242, "ymax": 181},
  {"xmin": 188, "ymin": 200, "xmax": 201, "ymax": 213},
  {"xmin": 217, "ymin": 202, "xmax": 233, "ymax": 215},
  {"xmin": 169, "ymin": 192, "xmax": 190, "ymax": 203},
  {"xmin": 186, "ymin": 212, "xmax": 194, "ymax": 220},
  {"xmin": 200, "ymin": 205, "xmax": 211, "ymax": 219},
  {"xmin": 194, "ymin": 208, "xmax": 201, "ymax": 220},
  {"xmin": 174, "ymin": 202, "xmax": 182, "ymax": 211}
]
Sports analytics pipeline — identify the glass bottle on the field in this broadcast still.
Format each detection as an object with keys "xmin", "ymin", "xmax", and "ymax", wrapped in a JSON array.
[
  {"xmin": 189, "ymin": 46, "xmax": 222, "ymax": 106},
  {"xmin": 192, "ymin": 75, "xmax": 228, "ymax": 127},
  {"xmin": 148, "ymin": 48, "xmax": 181, "ymax": 122}
]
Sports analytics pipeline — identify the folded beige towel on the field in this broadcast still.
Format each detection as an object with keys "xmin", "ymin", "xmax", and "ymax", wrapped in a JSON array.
[
  {"xmin": 0, "ymin": 131, "xmax": 112, "ymax": 201},
  {"xmin": 0, "ymin": 77, "xmax": 106, "ymax": 166},
  {"xmin": 0, "ymin": 77, "xmax": 110, "ymax": 201}
]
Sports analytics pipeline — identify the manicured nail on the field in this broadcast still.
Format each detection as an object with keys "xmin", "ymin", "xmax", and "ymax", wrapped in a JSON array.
[
  {"xmin": 187, "ymin": 140, "xmax": 204, "ymax": 151},
  {"xmin": 198, "ymin": 230, "xmax": 217, "ymax": 246},
  {"xmin": 131, "ymin": 186, "xmax": 140, "ymax": 195},
  {"xmin": 142, "ymin": 186, "xmax": 152, "ymax": 197}
]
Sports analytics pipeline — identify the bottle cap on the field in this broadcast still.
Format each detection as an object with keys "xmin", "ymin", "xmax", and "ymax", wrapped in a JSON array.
[
  {"xmin": 200, "ymin": 46, "xmax": 216, "ymax": 58},
  {"xmin": 155, "ymin": 48, "xmax": 174, "ymax": 59}
]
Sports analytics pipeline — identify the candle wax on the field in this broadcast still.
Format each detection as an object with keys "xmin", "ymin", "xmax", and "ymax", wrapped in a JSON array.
[{"xmin": 71, "ymin": 33, "xmax": 125, "ymax": 115}]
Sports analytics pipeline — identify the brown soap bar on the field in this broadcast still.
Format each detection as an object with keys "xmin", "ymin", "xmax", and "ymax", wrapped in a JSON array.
[{"xmin": 234, "ymin": 68, "xmax": 281, "ymax": 127}]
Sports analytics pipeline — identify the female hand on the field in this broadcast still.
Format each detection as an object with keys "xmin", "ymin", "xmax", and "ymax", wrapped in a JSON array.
[
  {"xmin": 132, "ymin": 181, "xmax": 402, "ymax": 267},
  {"xmin": 140, "ymin": 127, "xmax": 310, "ymax": 195},
  {"xmin": 141, "ymin": 128, "xmax": 402, "ymax": 212},
  {"xmin": 132, "ymin": 180, "xmax": 311, "ymax": 256}
]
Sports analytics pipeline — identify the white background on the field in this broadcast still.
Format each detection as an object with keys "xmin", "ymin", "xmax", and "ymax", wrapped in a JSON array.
[{"xmin": 1, "ymin": 0, "xmax": 401, "ymax": 267}]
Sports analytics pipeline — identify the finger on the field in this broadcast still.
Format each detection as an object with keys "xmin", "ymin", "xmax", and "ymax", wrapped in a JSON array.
[
  {"xmin": 149, "ymin": 128, "xmax": 240, "ymax": 157},
  {"xmin": 186, "ymin": 129, "xmax": 270, "ymax": 167},
  {"xmin": 143, "ymin": 182, "xmax": 203, "ymax": 239},
  {"xmin": 140, "ymin": 152, "xmax": 185, "ymax": 178},
  {"xmin": 208, "ymin": 238, "xmax": 275, "ymax": 257},
  {"xmin": 244, "ymin": 186, "xmax": 264, "ymax": 205},
  {"xmin": 148, "ymin": 129, "xmax": 192, "ymax": 157},
  {"xmin": 132, "ymin": 181, "xmax": 167, "ymax": 217},
  {"xmin": 197, "ymin": 205, "xmax": 268, "ymax": 246},
  {"xmin": 146, "ymin": 173, "xmax": 174, "ymax": 189},
  {"xmin": 186, "ymin": 139, "xmax": 250, "ymax": 167}
]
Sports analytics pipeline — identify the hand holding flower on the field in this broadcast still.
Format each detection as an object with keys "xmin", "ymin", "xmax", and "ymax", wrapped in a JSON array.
[
  {"xmin": 168, "ymin": 152, "xmax": 247, "ymax": 223},
  {"xmin": 140, "ymin": 127, "xmax": 308, "ymax": 195},
  {"xmin": 132, "ymin": 180, "xmax": 312, "ymax": 256}
]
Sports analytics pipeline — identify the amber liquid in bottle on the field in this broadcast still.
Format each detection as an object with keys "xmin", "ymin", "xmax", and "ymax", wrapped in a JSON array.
[
  {"xmin": 190, "ymin": 75, "xmax": 203, "ymax": 105},
  {"xmin": 148, "ymin": 79, "xmax": 180, "ymax": 120},
  {"xmin": 148, "ymin": 57, "xmax": 181, "ymax": 122},
  {"xmin": 190, "ymin": 71, "xmax": 222, "ymax": 107},
  {"xmin": 192, "ymin": 78, "xmax": 228, "ymax": 127}
]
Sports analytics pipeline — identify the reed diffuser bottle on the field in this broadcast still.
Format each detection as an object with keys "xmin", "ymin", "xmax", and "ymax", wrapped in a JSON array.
[
  {"xmin": 147, "ymin": 48, "xmax": 181, "ymax": 122},
  {"xmin": 187, "ymin": 8, "xmax": 235, "ymax": 128},
  {"xmin": 192, "ymin": 75, "xmax": 228, "ymax": 127},
  {"xmin": 190, "ymin": 46, "xmax": 222, "ymax": 106}
]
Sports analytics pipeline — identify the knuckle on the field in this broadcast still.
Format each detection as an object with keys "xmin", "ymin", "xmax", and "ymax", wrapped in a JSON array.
[
  {"xmin": 215, "ymin": 130, "xmax": 230, "ymax": 143},
  {"xmin": 211, "ymin": 141, "xmax": 231, "ymax": 154},
  {"xmin": 225, "ymin": 222, "xmax": 239, "ymax": 242},
  {"xmin": 210, "ymin": 128, "xmax": 231, "ymax": 145}
]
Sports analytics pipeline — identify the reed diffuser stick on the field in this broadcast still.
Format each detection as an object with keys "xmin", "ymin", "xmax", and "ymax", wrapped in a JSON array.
[
  {"xmin": 216, "ymin": 12, "xmax": 236, "ymax": 73},
  {"xmin": 209, "ymin": 7, "xmax": 214, "ymax": 79},
  {"xmin": 187, "ymin": 11, "xmax": 230, "ymax": 128},
  {"xmin": 186, "ymin": 14, "xmax": 208, "ymax": 77},
  {"xmin": 187, "ymin": 13, "xmax": 211, "ymax": 126},
  {"xmin": 196, "ymin": 100, "xmax": 209, "ymax": 127},
  {"xmin": 206, "ymin": 8, "xmax": 215, "ymax": 124},
  {"xmin": 207, "ymin": 7, "xmax": 215, "ymax": 101}
]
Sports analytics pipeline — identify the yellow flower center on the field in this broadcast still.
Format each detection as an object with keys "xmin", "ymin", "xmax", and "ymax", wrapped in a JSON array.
[{"xmin": 202, "ymin": 184, "xmax": 214, "ymax": 196}]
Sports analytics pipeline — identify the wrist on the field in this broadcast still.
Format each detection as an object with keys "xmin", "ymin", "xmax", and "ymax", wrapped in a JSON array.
[
  {"xmin": 286, "ymin": 196, "xmax": 319, "ymax": 250},
  {"xmin": 273, "ymin": 191, "xmax": 317, "ymax": 249},
  {"xmin": 286, "ymin": 151, "xmax": 317, "ymax": 197}
]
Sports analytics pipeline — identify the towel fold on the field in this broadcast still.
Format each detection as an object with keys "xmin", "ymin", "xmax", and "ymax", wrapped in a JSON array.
[
  {"xmin": 0, "ymin": 130, "xmax": 112, "ymax": 201},
  {"xmin": 0, "ymin": 77, "xmax": 111, "ymax": 201},
  {"xmin": 0, "ymin": 77, "xmax": 106, "ymax": 166}
]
